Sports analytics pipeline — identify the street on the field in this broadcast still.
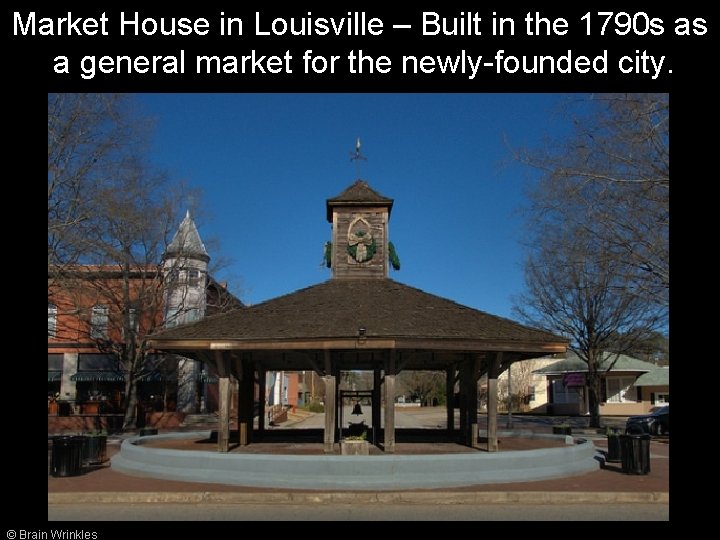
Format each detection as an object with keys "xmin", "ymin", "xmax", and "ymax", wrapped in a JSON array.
[
  {"xmin": 47, "ymin": 502, "xmax": 669, "ymax": 521},
  {"xmin": 282, "ymin": 406, "xmax": 624, "ymax": 436}
]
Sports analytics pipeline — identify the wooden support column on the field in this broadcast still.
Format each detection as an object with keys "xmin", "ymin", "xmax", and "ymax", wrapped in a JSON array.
[
  {"xmin": 458, "ymin": 364, "xmax": 468, "ymax": 443},
  {"xmin": 487, "ymin": 352, "xmax": 503, "ymax": 452},
  {"xmin": 384, "ymin": 351, "xmax": 396, "ymax": 453},
  {"xmin": 333, "ymin": 366, "xmax": 341, "ymax": 442},
  {"xmin": 323, "ymin": 374, "xmax": 336, "ymax": 453},
  {"xmin": 384, "ymin": 374, "xmax": 396, "ymax": 453},
  {"xmin": 458, "ymin": 359, "xmax": 475, "ymax": 447},
  {"xmin": 237, "ymin": 357, "xmax": 254, "ymax": 446},
  {"xmin": 467, "ymin": 355, "xmax": 480, "ymax": 447},
  {"xmin": 372, "ymin": 368, "xmax": 382, "ymax": 446},
  {"xmin": 215, "ymin": 351, "xmax": 232, "ymax": 453},
  {"xmin": 257, "ymin": 369, "xmax": 266, "ymax": 436},
  {"xmin": 446, "ymin": 366, "xmax": 455, "ymax": 438}
]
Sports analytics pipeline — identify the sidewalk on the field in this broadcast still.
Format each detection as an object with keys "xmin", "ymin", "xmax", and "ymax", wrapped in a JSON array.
[{"xmin": 48, "ymin": 435, "xmax": 669, "ymax": 505}]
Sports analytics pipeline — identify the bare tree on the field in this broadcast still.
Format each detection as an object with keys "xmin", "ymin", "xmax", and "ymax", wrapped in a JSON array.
[
  {"xmin": 514, "ymin": 228, "xmax": 666, "ymax": 427},
  {"xmin": 514, "ymin": 93, "xmax": 669, "ymax": 309},
  {"xmin": 48, "ymin": 94, "xmax": 239, "ymax": 429},
  {"xmin": 398, "ymin": 371, "xmax": 445, "ymax": 406},
  {"xmin": 623, "ymin": 331, "xmax": 669, "ymax": 366},
  {"xmin": 51, "ymin": 159, "xmax": 183, "ymax": 428},
  {"xmin": 512, "ymin": 93, "xmax": 668, "ymax": 427},
  {"xmin": 48, "ymin": 94, "xmax": 136, "ymax": 292}
]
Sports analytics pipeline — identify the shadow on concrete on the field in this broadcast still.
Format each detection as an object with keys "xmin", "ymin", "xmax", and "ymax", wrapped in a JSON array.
[{"xmin": 595, "ymin": 453, "xmax": 626, "ymax": 474}]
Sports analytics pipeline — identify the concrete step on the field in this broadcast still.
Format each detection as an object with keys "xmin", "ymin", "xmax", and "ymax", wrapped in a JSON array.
[{"xmin": 182, "ymin": 414, "xmax": 218, "ymax": 426}]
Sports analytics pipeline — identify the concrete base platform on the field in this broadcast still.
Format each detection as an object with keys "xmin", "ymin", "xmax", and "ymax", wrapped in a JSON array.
[{"xmin": 112, "ymin": 431, "xmax": 599, "ymax": 490}]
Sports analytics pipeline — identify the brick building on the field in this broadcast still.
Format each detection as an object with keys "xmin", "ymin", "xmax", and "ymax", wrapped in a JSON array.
[{"xmin": 48, "ymin": 212, "xmax": 240, "ymax": 427}]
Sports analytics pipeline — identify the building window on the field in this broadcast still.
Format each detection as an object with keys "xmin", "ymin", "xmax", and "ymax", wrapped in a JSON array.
[
  {"xmin": 605, "ymin": 377, "xmax": 637, "ymax": 403},
  {"xmin": 655, "ymin": 393, "xmax": 669, "ymax": 404},
  {"xmin": 90, "ymin": 305, "xmax": 109, "ymax": 339},
  {"xmin": 48, "ymin": 303, "xmax": 57, "ymax": 337},
  {"xmin": 527, "ymin": 385, "xmax": 536, "ymax": 402},
  {"xmin": 167, "ymin": 268, "xmax": 179, "ymax": 284},
  {"xmin": 165, "ymin": 307, "xmax": 179, "ymax": 328},
  {"xmin": 122, "ymin": 308, "xmax": 138, "ymax": 340},
  {"xmin": 551, "ymin": 379, "xmax": 583, "ymax": 404},
  {"xmin": 129, "ymin": 308, "xmax": 138, "ymax": 332}
]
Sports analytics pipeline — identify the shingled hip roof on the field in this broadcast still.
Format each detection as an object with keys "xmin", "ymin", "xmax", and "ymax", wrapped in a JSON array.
[
  {"xmin": 326, "ymin": 179, "xmax": 394, "ymax": 221},
  {"xmin": 533, "ymin": 353, "xmax": 659, "ymax": 375},
  {"xmin": 633, "ymin": 368, "xmax": 669, "ymax": 386},
  {"xmin": 150, "ymin": 278, "xmax": 564, "ymax": 347}
]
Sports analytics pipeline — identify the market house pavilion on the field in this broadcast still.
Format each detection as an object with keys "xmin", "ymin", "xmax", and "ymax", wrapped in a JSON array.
[{"xmin": 149, "ymin": 179, "xmax": 567, "ymax": 452}]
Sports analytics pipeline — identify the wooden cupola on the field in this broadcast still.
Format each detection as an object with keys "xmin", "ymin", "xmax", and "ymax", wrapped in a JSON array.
[{"xmin": 326, "ymin": 180, "xmax": 394, "ymax": 279}]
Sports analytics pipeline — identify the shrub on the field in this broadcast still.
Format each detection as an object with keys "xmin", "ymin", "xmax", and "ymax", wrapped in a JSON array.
[{"xmin": 304, "ymin": 401, "xmax": 325, "ymax": 413}]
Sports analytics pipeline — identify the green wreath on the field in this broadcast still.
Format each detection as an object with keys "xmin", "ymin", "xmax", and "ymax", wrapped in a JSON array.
[
  {"xmin": 388, "ymin": 241, "xmax": 401, "ymax": 271},
  {"xmin": 347, "ymin": 231, "xmax": 377, "ymax": 263}
]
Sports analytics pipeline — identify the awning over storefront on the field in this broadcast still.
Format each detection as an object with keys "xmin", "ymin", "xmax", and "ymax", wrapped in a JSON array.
[
  {"xmin": 137, "ymin": 372, "xmax": 168, "ymax": 382},
  {"xmin": 48, "ymin": 371, "xmax": 61, "ymax": 382},
  {"xmin": 70, "ymin": 371, "xmax": 126, "ymax": 382}
]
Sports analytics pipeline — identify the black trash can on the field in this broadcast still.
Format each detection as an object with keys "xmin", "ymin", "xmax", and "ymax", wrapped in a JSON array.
[
  {"xmin": 51, "ymin": 436, "xmax": 84, "ymax": 477},
  {"xmin": 619, "ymin": 433, "xmax": 651, "ymax": 474},
  {"xmin": 81, "ymin": 435, "xmax": 107, "ymax": 466},
  {"xmin": 606, "ymin": 432, "xmax": 622, "ymax": 463},
  {"xmin": 58, "ymin": 402, "xmax": 72, "ymax": 417}
]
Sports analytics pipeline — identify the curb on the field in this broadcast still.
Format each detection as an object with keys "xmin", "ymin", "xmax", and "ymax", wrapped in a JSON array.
[
  {"xmin": 48, "ymin": 491, "xmax": 669, "ymax": 505},
  {"xmin": 111, "ymin": 433, "xmax": 599, "ymax": 489}
]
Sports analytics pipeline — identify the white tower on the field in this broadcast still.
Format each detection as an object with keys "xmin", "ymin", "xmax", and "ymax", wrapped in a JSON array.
[{"xmin": 163, "ymin": 211, "xmax": 210, "ymax": 413}]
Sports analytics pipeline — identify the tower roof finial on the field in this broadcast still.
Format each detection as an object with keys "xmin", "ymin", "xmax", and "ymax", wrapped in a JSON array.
[{"xmin": 349, "ymin": 137, "xmax": 367, "ymax": 178}]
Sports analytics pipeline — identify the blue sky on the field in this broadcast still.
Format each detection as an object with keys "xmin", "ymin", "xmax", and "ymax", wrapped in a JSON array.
[{"xmin": 137, "ymin": 93, "xmax": 571, "ymax": 319}]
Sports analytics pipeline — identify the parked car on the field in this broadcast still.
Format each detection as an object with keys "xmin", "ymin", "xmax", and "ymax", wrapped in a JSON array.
[{"xmin": 625, "ymin": 405, "xmax": 669, "ymax": 435}]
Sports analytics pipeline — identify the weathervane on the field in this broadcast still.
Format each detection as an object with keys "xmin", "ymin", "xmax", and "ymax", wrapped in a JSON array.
[{"xmin": 349, "ymin": 137, "xmax": 367, "ymax": 178}]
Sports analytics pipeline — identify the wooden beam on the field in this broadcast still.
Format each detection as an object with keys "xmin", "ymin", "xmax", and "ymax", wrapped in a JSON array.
[
  {"xmin": 384, "ymin": 350, "xmax": 397, "ymax": 453},
  {"xmin": 257, "ymin": 369, "xmax": 266, "ymax": 435},
  {"xmin": 372, "ymin": 368, "xmax": 381, "ymax": 446},
  {"xmin": 214, "ymin": 350, "xmax": 228, "ymax": 377},
  {"xmin": 218, "ymin": 376, "xmax": 232, "ymax": 453},
  {"xmin": 487, "ymin": 351, "xmax": 503, "ymax": 453},
  {"xmin": 384, "ymin": 373, "xmax": 396, "ymax": 453},
  {"xmin": 458, "ymin": 361, "xmax": 467, "ymax": 444},
  {"xmin": 388, "ymin": 349, "xmax": 396, "ymax": 375},
  {"xmin": 457, "ymin": 355, "xmax": 479, "ymax": 447},
  {"xmin": 323, "ymin": 349, "xmax": 332, "ymax": 374},
  {"xmin": 214, "ymin": 351, "xmax": 232, "ymax": 453},
  {"xmin": 323, "ymin": 375, "xmax": 336, "ymax": 453},
  {"xmin": 231, "ymin": 355, "xmax": 243, "ymax": 381},
  {"xmin": 149, "ymin": 337, "xmax": 567, "ymax": 354},
  {"xmin": 237, "ymin": 357, "xmax": 253, "ymax": 446},
  {"xmin": 293, "ymin": 351, "xmax": 325, "ymax": 376},
  {"xmin": 468, "ymin": 354, "xmax": 480, "ymax": 447},
  {"xmin": 395, "ymin": 351, "xmax": 418, "ymax": 374}
]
